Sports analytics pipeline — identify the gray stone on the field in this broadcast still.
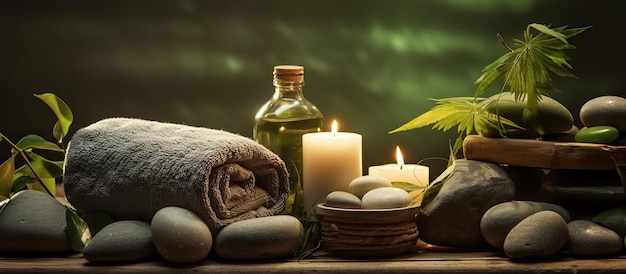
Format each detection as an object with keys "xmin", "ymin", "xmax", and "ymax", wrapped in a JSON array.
[
  {"xmin": 83, "ymin": 220, "xmax": 156, "ymax": 262},
  {"xmin": 417, "ymin": 159, "xmax": 515, "ymax": 247},
  {"xmin": 151, "ymin": 207, "xmax": 213, "ymax": 264},
  {"xmin": 567, "ymin": 220, "xmax": 623, "ymax": 256},
  {"xmin": 361, "ymin": 187, "xmax": 411, "ymax": 209},
  {"xmin": 503, "ymin": 211, "xmax": 569, "ymax": 259},
  {"xmin": 349, "ymin": 175, "xmax": 391, "ymax": 199},
  {"xmin": 326, "ymin": 191, "xmax": 361, "ymax": 209},
  {"xmin": 481, "ymin": 201, "xmax": 570, "ymax": 249},
  {"xmin": 0, "ymin": 190, "xmax": 73, "ymax": 253},
  {"xmin": 215, "ymin": 215, "xmax": 303, "ymax": 260},
  {"xmin": 580, "ymin": 95, "xmax": 626, "ymax": 131}
]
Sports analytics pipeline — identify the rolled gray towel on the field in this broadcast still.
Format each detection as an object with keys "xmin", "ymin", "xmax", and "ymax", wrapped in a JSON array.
[{"xmin": 63, "ymin": 118, "xmax": 289, "ymax": 232}]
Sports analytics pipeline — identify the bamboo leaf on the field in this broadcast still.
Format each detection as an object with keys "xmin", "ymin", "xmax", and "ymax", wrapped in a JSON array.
[
  {"xmin": 530, "ymin": 23, "xmax": 568, "ymax": 44},
  {"xmin": 474, "ymin": 24, "xmax": 589, "ymax": 115},
  {"xmin": 34, "ymin": 93, "xmax": 74, "ymax": 144},
  {"xmin": 475, "ymin": 53, "xmax": 514, "ymax": 97},
  {"xmin": 0, "ymin": 155, "xmax": 17, "ymax": 200},
  {"xmin": 391, "ymin": 97, "xmax": 525, "ymax": 154}
]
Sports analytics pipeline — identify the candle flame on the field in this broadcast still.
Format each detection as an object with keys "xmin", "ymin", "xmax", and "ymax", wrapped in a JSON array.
[
  {"xmin": 395, "ymin": 145, "xmax": 405, "ymax": 167},
  {"xmin": 331, "ymin": 120, "xmax": 338, "ymax": 134}
]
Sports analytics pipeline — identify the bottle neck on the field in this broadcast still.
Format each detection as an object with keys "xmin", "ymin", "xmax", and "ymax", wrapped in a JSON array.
[{"xmin": 273, "ymin": 78, "xmax": 304, "ymax": 98}]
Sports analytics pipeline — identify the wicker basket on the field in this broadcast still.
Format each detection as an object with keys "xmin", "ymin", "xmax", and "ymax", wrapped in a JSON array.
[{"xmin": 316, "ymin": 204, "xmax": 420, "ymax": 258}]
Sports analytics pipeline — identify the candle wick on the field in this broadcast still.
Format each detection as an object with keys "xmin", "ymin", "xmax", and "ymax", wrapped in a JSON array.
[{"xmin": 400, "ymin": 164, "xmax": 403, "ymax": 170}]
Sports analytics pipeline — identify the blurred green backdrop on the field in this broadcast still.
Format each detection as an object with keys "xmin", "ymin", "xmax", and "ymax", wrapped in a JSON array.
[{"xmin": 1, "ymin": 0, "xmax": 625, "ymax": 178}]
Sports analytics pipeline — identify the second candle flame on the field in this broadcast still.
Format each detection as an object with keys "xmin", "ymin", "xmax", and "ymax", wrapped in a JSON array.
[
  {"xmin": 331, "ymin": 120, "xmax": 338, "ymax": 136},
  {"xmin": 395, "ymin": 145, "xmax": 405, "ymax": 169}
]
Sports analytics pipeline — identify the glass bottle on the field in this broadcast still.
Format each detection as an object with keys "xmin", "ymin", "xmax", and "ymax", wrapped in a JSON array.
[{"xmin": 253, "ymin": 65, "xmax": 324, "ymax": 221}]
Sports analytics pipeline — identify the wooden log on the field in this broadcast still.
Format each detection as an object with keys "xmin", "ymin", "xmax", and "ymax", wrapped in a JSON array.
[{"xmin": 463, "ymin": 135, "xmax": 626, "ymax": 170}]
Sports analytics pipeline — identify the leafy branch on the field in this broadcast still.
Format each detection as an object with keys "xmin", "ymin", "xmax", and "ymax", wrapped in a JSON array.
[
  {"xmin": 390, "ymin": 23, "xmax": 590, "ymax": 155},
  {"xmin": 0, "ymin": 93, "xmax": 72, "ymax": 199},
  {"xmin": 0, "ymin": 93, "xmax": 89, "ymax": 252},
  {"xmin": 475, "ymin": 23, "xmax": 591, "ymax": 122},
  {"xmin": 389, "ymin": 97, "xmax": 522, "ymax": 155},
  {"xmin": 0, "ymin": 134, "xmax": 58, "ymax": 197}
]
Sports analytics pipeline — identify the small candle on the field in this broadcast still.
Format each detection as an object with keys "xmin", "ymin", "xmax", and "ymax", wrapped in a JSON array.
[
  {"xmin": 368, "ymin": 146, "xmax": 429, "ymax": 187},
  {"xmin": 302, "ymin": 120, "xmax": 362, "ymax": 214}
]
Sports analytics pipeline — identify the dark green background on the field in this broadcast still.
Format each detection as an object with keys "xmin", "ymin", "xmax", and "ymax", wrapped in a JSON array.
[{"xmin": 2, "ymin": 0, "xmax": 625, "ymax": 178}]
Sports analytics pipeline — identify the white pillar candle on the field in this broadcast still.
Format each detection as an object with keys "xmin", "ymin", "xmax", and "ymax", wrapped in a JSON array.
[
  {"xmin": 303, "ymin": 120, "xmax": 362, "ymax": 214},
  {"xmin": 368, "ymin": 146, "xmax": 429, "ymax": 187}
]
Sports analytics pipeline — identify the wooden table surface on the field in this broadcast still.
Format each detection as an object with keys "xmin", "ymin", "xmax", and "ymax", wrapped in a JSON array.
[{"xmin": 2, "ymin": 248, "xmax": 626, "ymax": 273}]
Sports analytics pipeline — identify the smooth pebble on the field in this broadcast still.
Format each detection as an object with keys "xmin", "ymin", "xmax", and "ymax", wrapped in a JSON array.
[
  {"xmin": 349, "ymin": 175, "xmax": 392, "ymax": 198},
  {"xmin": 326, "ymin": 191, "xmax": 361, "ymax": 209},
  {"xmin": 151, "ymin": 207, "xmax": 212, "ymax": 264},
  {"xmin": 482, "ymin": 93, "xmax": 573, "ymax": 138},
  {"xmin": 215, "ymin": 215, "xmax": 303, "ymax": 260},
  {"xmin": 83, "ymin": 220, "xmax": 156, "ymax": 262},
  {"xmin": 579, "ymin": 95, "xmax": 626, "ymax": 131},
  {"xmin": 480, "ymin": 201, "xmax": 570, "ymax": 249},
  {"xmin": 503, "ymin": 211, "xmax": 569, "ymax": 259},
  {"xmin": 567, "ymin": 220, "xmax": 623, "ymax": 256},
  {"xmin": 0, "ymin": 190, "xmax": 73, "ymax": 253},
  {"xmin": 417, "ymin": 159, "xmax": 515, "ymax": 248},
  {"xmin": 361, "ymin": 187, "xmax": 411, "ymax": 209}
]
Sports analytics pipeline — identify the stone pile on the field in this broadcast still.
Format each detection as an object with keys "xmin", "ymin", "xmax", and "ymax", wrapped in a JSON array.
[
  {"xmin": 422, "ymin": 95, "xmax": 626, "ymax": 259},
  {"xmin": 0, "ymin": 190, "xmax": 304, "ymax": 264}
]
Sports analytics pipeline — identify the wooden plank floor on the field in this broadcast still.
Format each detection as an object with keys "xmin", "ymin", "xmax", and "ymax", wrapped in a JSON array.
[{"xmin": 2, "ymin": 249, "xmax": 626, "ymax": 273}]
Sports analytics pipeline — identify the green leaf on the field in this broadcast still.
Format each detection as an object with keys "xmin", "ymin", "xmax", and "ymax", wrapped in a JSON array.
[
  {"xmin": 34, "ymin": 93, "xmax": 74, "ymax": 144},
  {"xmin": 390, "ymin": 97, "xmax": 478, "ymax": 133},
  {"xmin": 14, "ymin": 152, "xmax": 64, "ymax": 179},
  {"xmin": 11, "ymin": 175, "xmax": 38, "ymax": 193},
  {"xmin": 474, "ymin": 24, "xmax": 590, "ymax": 116},
  {"xmin": 11, "ymin": 134, "xmax": 64, "ymax": 155},
  {"xmin": 0, "ymin": 154, "xmax": 17, "ymax": 200},
  {"xmin": 592, "ymin": 206, "xmax": 626, "ymax": 236},
  {"xmin": 65, "ymin": 208, "xmax": 91, "ymax": 252},
  {"xmin": 389, "ymin": 97, "xmax": 523, "ymax": 154},
  {"xmin": 529, "ymin": 23, "xmax": 568, "ymax": 44},
  {"xmin": 421, "ymin": 156, "xmax": 456, "ymax": 206},
  {"xmin": 28, "ymin": 177, "xmax": 56, "ymax": 197},
  {"xmin": 474, "ymin": 53, "xmax": 514, "ymax": 97},
  {"xmin": 391, "ymin": 181, "xmax": 426, "ymax": 192}
]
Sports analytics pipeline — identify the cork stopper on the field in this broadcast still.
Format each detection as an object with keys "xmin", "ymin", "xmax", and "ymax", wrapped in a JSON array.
[{"xmin": 273, "ymin": 65, "xmax": 304, "ymax": 82}]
